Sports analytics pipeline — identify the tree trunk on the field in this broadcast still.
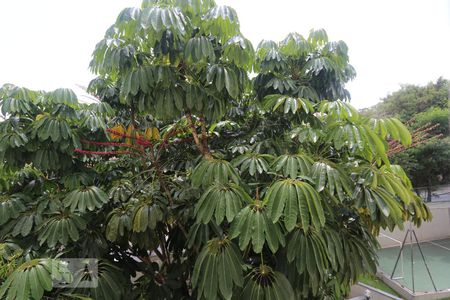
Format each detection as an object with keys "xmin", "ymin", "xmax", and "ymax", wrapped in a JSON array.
[{"xmin": 426, "ymin": 183, "xmax": 432, "ymax": 202}]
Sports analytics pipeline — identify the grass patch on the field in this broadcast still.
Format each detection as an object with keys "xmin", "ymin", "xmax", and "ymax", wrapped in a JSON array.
[{"xmin": 358, "ymin": 274, "xmax": 401, "ymax": 297}]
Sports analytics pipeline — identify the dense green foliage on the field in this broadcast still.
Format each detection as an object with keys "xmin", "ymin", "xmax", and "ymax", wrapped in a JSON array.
[
  {"xmin": 0, "ymin": 1, "xmax": 431, "ymax": 299},
  {"xmin": 363, "ymin": 78, "xmax": 450, "ymax": 194},
  {"xmin": 363, "ymin": 77, "xmax": 449, "ymax": 121}
]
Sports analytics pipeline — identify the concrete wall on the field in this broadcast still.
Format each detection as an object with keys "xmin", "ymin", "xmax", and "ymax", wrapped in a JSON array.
[
  {"xmin": 378, "ymin": 271, "xmax": 450, "ymax": 300},
  {"xmin": 378, "ymin": 203, "xmax": 450, "ymax": 248},
  {"xmin": 348, "ymin": 282, "xmax": 402, "ymax": 300}
]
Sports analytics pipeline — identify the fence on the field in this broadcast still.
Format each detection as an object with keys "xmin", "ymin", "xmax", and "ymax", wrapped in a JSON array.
[
  {"xmin": 415, "ymin": 183, "xmax": 450, "ymax": 203},
  {"xmin": 378, "ymin": 202, "xmax": 450, "ymax": 249}
]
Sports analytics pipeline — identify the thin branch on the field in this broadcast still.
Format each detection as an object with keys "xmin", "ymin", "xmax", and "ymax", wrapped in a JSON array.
[
  {"xmin": 74, "ymin": 149, "xmax": 140, "ymax": 157},
  {"xmin": 80, "ymin": 139, "xmax": 145, "ymax": 153},
  {"xmin": 148, "ymin": 148, "xmax": 174, "ymax": 207}
]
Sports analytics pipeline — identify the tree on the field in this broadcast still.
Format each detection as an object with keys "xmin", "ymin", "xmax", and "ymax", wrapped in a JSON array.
[
  {"xmin": 0, "ymin": 1, "xmax": 430, "ymax": 299},
  {"xmin": 362, "ymin": 77, "xmax": 449, "ymax": 121}
]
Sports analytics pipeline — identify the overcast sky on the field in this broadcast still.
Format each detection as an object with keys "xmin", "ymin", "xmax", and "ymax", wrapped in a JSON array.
[{"xmin": 0, "ymin": 0, "xmax": 449, "ymax": 108}]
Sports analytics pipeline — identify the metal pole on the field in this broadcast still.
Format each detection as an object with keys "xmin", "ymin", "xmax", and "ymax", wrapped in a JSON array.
[
  {"xmin": 412, "ymin": 230, "xmax": 438, "ymax": 292},
  {"xmin": 391, "ymin": 229, "xmax": 410, "ymax": 279},
  {"xmin": 410, "ymin": 228, "xmax": 415, "ymax": 294}
]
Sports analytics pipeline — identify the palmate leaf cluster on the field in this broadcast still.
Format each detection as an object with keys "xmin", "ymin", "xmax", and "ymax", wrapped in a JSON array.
[
  {"xmin": 192, "ymin": 238, "xmax": 244, "ymax": 300},
  {"xmin": 0, "ymin": 259, "xmax": 72, "ymax": 300},
  {"xmin": 0, "ymin": 0, "xmax": 431, "ymax": 299}
]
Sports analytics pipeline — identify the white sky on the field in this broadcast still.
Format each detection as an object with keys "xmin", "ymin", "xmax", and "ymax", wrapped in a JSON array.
[{"xmin": 0, "ymin": 0, "xmax": 449, "ymax": 108}]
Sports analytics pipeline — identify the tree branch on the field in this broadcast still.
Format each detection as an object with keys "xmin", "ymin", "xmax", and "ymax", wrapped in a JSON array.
[
  {"xmin": 186, "ymin": 113, "xmax": 212, "ymax": 159},
  {"xmin": 199, "ymin": 115, "xmax": 210, "ymax": 153},
  {"xmin": 148, "ymin": 147, "xmax": 174, "ymax": 207}
]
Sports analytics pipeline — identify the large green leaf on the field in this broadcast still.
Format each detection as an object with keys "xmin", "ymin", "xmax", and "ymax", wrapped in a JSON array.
[
  {"xmin": 79, "ymin": 111, "xmax": 106, "ymax": 131},
  {"xmin": 279, "ymin": 32, "xmax": 310, "ymax": 57},
  {"xmin": 194, "ymin": 183, "xmax": 251, "ymax": 224},
  {"xmin": 263, "ymin": 77, "xmax": 297, "ymax": 94},
  {"xmin": 241, "ymin": 265, "xmax": 294, "ymax": 300},
  {"xmin": 153, "ymin": 86, "xmax": 185, "ymax": 120},
  {"xmin": 185, "ymin": 84, "xmax": 206, "ymax": 112},
  {"xmin": 106, "ymin": 207, "xmax": 132, "ymax": 241},
  {"xmin": 206, "ymin": 64, "xmax": 240, "ymax": 98},
  {"xmin": 90, "ymin": 38, "xmax": 135, "ymax": 74},
  {"xmin": 0, "ymin": 96, "xmax": 36, "ymax": 116},
  {"xmin": 38, "ymin": 213, "xmax": 86, "ymax": 247},
  {"xmin": 131, "ymin": 202, "xmax": 163, "ymax": 232},
  {"xmin": 108, "ymin": 179, "xmax": 133, "ymax": 202},
  {"xmin": 289, "ymin": 125, "xmax": 322, "ymax": 144},
  {"xmin": 326, "ymin": 121, "xmax": 390, "ymax": 166},
  {"xmin": 192, "ymin": 238, "xmax": 244, "ymax": 300},
  {"xmin": 120, "ymin": 66, "xmax": 155, "ymax": 98},
  {"xmin": 139, "ymin": 6, "xmax": 187, "ymax": 36},
  {"xmin": 286, "ymin": 228, "xmax": 329, "ymax": 293},
  {"xmin": 11, "ymin": 212, "xmax": 42, "ymax": 237},
  {"xmin": 32, "ymin": 149, "xmax": 63, "ymax": 172},
  {"xmin": 0, "ymin": 193, "xmax": 27, "ymax": 225},
  {"xmin": 265, "ymin": 179, "xmax": 325, "ymax": 231},
  {"xmin": 354, "ymin": 185, "xmax": 405, "ymax": 231},
  {"xmin": 271, "ymin": 153, "xmax": 314, "ymax": 179},
  {"xmin": 62, "ymin": 173, "xmax": 93, "ymax": 191},
  {"xmin": 255, "ymin": 39, "xmax": 277, "ymax": 59},
  {"xmin": 0, "ymin": 131, "xmax": 28, "ymax": 150},
  {"xmin": 222, "ymin": 35, "xmax": 254, "ymax": 71},
  {"xmin": 326, "ymin": 122, "xmax": 366, "ymax": 151},
  {"xmin": 305, "ymin": 57, "xmax": 338, "ymax": 76},
  {"xmin": 31, "ymin": 115, "xmax": 73, "ymax": 143},
  {"xmin": 63, "ymin": 186, "xmax": 109, "ymax": 213},
  {"xmin": 322, "ymin": 227, "xmax": 344, "ymax": 272},
  {"xmin": 340, "ymin": 227, "xmax": 378, "ymax": 282},
  {"xmin": 370, "ymin": 117, "xmax": 412, "ymax": 146},
  {"xmin": 184, "ymin": 36, "xmax": 216, "ymax": 64},
  {"xmin": 407, "ymin": 194, "xmax": 432, "ymax": 227},
  {"xmin": 308, "ymin": 28, "xmax": 329, "ymax": 45},
  {"xmin": 187, "ymin": 223, "xmax": 214, "ymax": 250},
  {"xmin": 88, "ymin": 101, "xmax": 114, "ymax": 116},
  {"xmin": 263, "ymin": 94, "xmax": 314, "ymax": 114},
  {"xmin": 0, "ymin": 259, "xmax": 72, "ymax": 300},
  {"xmin": 310, "ymin": 160, "xmax": 352, "ymax": 201},
  {"xmin": 229, "ymin": 203, "xmax": 285, "ymax": 253},
  {"xmin": 389, "ymin": 164, "xmax": 412, "ymax": 189},
  {"xmin": 362, "ymin": 124, "xmax": 390, "ymax": 166},
  {"xmin": 319, "ymin": 100, "xmax": 359, "ymax": 122},
  {"xmin": 232, "ymin": 153, "xmax": 272, "ymax": 176},
  {"xmin": 113, "ymin": 7, "xmax": 141, "ymax": 36},
  {"xmin": 173, "ymin": 0, "xmax": 216, "ymax": 17},
  {"xmin": 202, "ymin": 5, "xmax": 240, "ymax": 42},
  {"xmin": 46, "ymin": 88, "xmax": 78, "ymax": 106},
  {"xmin": 0, "ymin": 84, "xmax": 39, "ymax": 115},
  {"xmin": 359, "ymin": 165, "xmax": 414, "ymax": 205},
  {"xmin": 256, "ymin": 48, "xmax": 288, "ymax": 73},
  {"xmin": 191, "ymin": 158, "xmax": 240, "ymax": 188}
]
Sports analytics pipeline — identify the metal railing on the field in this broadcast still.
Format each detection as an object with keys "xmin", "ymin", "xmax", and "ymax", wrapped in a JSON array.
[{"xmin": 415, "ymin": 183, "xmax": 450, "ymax": 202}]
